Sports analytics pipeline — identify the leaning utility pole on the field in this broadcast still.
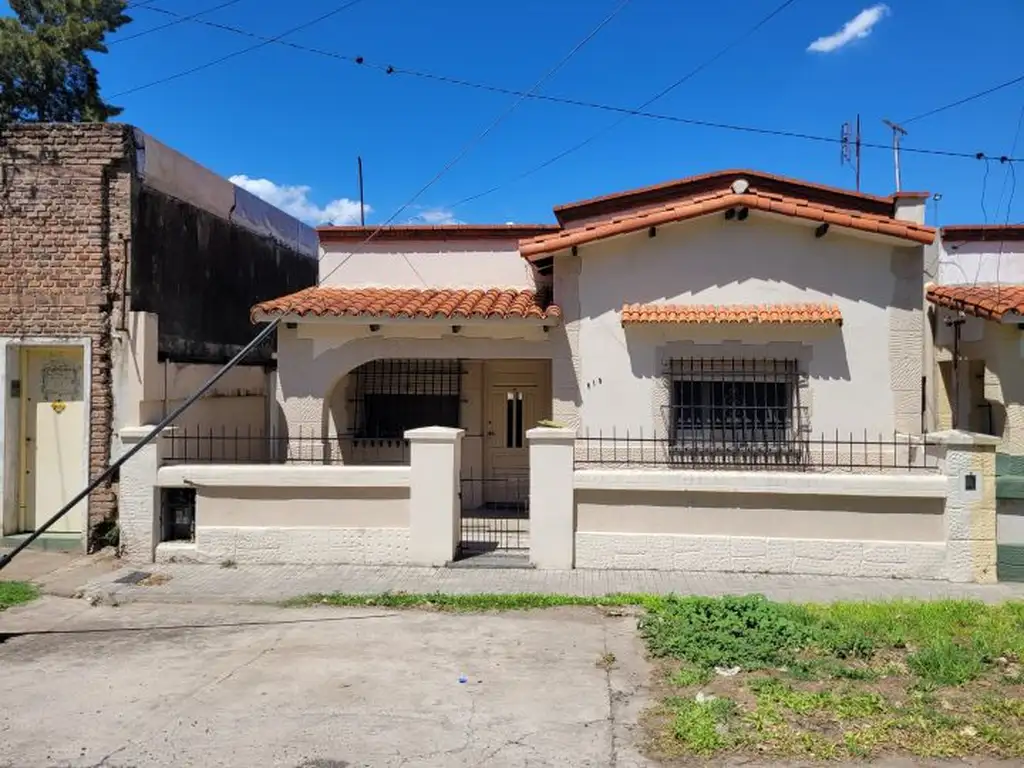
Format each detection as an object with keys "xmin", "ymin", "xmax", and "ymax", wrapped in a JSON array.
[{"xmin": 882, "ymin": 119, "xmax": 908, "ymax": 192}]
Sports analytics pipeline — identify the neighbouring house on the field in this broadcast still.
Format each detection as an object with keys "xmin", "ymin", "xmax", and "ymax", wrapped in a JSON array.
[
  {"xmin": 925, "ymin": 224, "xmax": 1024, "ymax": 580},
  {"xmin": 0, "ymin": 123, "xmax": 317, "ymax": 552}
]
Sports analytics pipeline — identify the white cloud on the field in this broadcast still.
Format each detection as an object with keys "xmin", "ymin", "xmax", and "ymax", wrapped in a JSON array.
[
  {"xmin": 229, "ymin": 175, "xmax": 371, "ymax": 225},
  {"xmin": 406, "ymin": 207, "xmax": 462, "ymax": 225},
  {"xmin": 807, "ymin": 4, "xmax": 889, "ymax": 53}
]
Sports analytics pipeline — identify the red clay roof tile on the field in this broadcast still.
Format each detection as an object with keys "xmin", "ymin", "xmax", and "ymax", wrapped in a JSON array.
[
  {"xmin": 621, "ymin": 302, "xmax": 843, "ymax": 326},
  {"xmin": 520, "ymin": 188, "xmax": 936, "ymax": 260},
  {"xmin": 925, "ymin": 283, "xmax": 1024, "ymax": 322},
  {"xmin": 251, "ymin": 287, "xmax": 560, "ymax": 322}
]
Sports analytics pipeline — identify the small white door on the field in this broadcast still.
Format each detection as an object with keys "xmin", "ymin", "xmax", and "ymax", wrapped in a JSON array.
[
  {"xmin": 484, "ymin": 385, "xmax": 540, "ymax": 506},
  {"xmin": 21, "ymin": 347, "xmax": 87, "ymax": 533}
]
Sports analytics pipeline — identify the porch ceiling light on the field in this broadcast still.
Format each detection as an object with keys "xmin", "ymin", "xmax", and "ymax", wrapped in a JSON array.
[
  {"xmin": 815, "ymin": 223, "xmax": 830, "ymax": 238},
  {"xmin": 736, "ymin": 207, "xmax": 749, "ymax": 221},
  {"xmin": 723, "ymin": 208, "xmax": 736, "ymax": 220}
]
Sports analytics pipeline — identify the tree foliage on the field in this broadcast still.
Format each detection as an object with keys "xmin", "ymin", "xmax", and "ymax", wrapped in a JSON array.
[{"xmin": 0, "ymin": 0, "xmax": 130, "ymax": 125}]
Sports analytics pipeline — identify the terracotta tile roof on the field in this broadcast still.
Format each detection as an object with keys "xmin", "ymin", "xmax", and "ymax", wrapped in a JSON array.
[
  {"xmin": 925, "ymin": 283, "xmax": 1024, "ymax": 322},
  {"xmin": 251, "ymin": 287, "xmax": 560, "ymax": 322},
  {"xmin": 318, "ymin": 224, "xmax": 559, "ymax": 243},
  {"xmin": 521, "ymin": 186, "xmax": 936, "ymax": 260},
  {"xmin": 941, "ymin": 225, "xmax": 1024, "ymax": 243},
  {"xmin": 621, "ymin": 302, "xmax": 843, "ymax": 326}
]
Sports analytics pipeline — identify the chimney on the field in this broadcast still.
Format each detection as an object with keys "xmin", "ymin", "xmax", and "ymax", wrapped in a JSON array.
[{"xmin": 893, "ymin": 191, "xmax": 930, "ymax": 225}]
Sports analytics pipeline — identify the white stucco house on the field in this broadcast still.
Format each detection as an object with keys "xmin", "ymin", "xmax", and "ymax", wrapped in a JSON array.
[
  {"xmin": 925, "ymin": 224, "xmax": 1024, "ymax": 579},
  {"xmin": 244, "ymin": 170, "xmax": 947, "ymax": 560},
  {"xmin": 116, "ymin": 168, "xmax": 1001, "ymax": 581}
]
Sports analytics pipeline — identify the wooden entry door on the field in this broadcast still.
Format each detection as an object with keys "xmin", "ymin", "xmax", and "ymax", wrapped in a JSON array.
[
  {"xmin": 21, "ymin": 347, "xmax": 87, "ymax": 533},
  {"xmin": 481, "ymin": 361, "xmax": 550, "ymax": 507},
  {"xmin": 484, "ymin": 385, "xmax": 538, "ymax": 506}
]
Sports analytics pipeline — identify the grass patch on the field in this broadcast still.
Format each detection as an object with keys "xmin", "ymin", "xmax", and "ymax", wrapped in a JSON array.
[
  {"xmin": 640, "ymin": 595, "xmax": 1024, "ymax": 761},
  {"xmin": 669, "ymin": 666, "xmax": 712, "ymax": 688},
  {"xmin": 0, "ymin": 581, "xmax": 38, "ymax": 611},
  {"xmin": 285, "ymin": 591, "xmax": 652, "ymax": 612},
  {"xmin": 667, "ymin": 696, "xmax": 739, "ymax": 755}
]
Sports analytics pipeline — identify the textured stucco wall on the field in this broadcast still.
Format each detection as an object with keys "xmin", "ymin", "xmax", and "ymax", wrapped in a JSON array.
[
  {"xmin": 550, "ymin": 214, "xmax": 924, "ymax": 438},
  {"xmin": 575, "ymin": 533, "xmax": 946, "ymax": 578},
  {"xmin": 194, "ymin": 527, "xmax": 410, "ymax": 565},
  {"xmin": 319, "ymin": 239, "xmax": 537, "ymax": 289}
]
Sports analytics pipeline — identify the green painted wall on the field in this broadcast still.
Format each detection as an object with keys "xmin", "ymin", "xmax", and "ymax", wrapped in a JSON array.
[
  {"xmin": 996, "ymin": 453, "xmax": 1024, "ymax": 500},
  {"xmin": 998, "ymin": 544, "xmax": 1024, "ymax": 582}
]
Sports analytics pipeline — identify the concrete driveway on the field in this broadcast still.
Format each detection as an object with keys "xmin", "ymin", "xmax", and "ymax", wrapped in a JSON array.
[{"xmin": 0, "ymin": 597, "xmax": 650, "ymax": 768}]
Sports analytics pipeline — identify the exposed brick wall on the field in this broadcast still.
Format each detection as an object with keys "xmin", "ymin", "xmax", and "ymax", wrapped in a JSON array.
[{"xmin": 0, "ymin": 123, "xmax": 134, "ymax": 545}]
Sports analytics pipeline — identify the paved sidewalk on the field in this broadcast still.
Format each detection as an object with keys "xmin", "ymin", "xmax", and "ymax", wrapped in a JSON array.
[
  {"xmin": 0, "ymin": 546, "xmax": 120, "ymax": 596},
  {"xmin": 81, "ymin": 562, "xmax": 1024, "ymax": 605}
]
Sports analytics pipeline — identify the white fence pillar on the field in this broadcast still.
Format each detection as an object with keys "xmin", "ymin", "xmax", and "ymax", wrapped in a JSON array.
[
  {"xmin": 527, "ymin": 427, "xmax": 576, "ymax": 569},
  {"xmin": 931, "ymin": 430, "xmax": 1000, "ymax": 583},
  {"xmin": 406, "ymin": 426, "xmax": 463, "ymax": 566},
  {"xmin": 118, "ymin": 426, "xmax": 173, "ymax": 564}
]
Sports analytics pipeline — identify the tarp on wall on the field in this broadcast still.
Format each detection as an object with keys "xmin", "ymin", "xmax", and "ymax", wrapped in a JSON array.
[{"xmin": 133, "ymin": 129, "xmax": 318, "ymax": 259}]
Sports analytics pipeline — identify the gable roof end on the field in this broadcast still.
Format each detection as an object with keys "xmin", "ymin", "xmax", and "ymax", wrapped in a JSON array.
[{"xmin": 520, "ymin": 179, "xmax": 936, "ymax": 260}]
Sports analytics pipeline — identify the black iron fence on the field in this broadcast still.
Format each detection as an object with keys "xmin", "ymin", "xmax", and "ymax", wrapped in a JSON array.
[
  {"xmin": 574, "ymin": 430, "xmax": 939, "ymax": 472},
  {"xmin": 163, "ymin": 425, "xmax": 410, "ymax": 466},
  {"xmin": 458, "ymin": 474, "xmax": 529, "ymax": 554}
]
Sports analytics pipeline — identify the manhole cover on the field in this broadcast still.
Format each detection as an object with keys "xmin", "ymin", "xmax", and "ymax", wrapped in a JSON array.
[{"xmin": 113, "ymin": 570, "xmax": 151, "ymax": 585}]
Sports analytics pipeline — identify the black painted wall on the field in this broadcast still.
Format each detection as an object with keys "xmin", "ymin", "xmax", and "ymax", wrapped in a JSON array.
[{"xmin": 130, "ymin": 185, "xmax": 317, "ymax": 365}]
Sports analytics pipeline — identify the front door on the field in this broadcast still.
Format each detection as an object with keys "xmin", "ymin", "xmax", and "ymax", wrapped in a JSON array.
[
  {"xmin": 20, "ymin": 347, "xmax": 87, "ymax": 533},
  {"xmin": 484, "ymin": 384, "xmax": 539, "ymax": 507}
]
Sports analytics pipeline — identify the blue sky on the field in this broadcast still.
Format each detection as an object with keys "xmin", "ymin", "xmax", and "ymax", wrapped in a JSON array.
[{"xmin": 9, "ymin": 0, "xmax": 1024, "ymax": 227}]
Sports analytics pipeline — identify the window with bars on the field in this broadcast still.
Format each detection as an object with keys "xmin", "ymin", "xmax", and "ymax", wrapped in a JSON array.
[
  {"xmin": 664, "ymin": 358, "xmax": 803, "ymax": 459},
  {"xmin": 350, "ymin": 359, "xmax": 461, "ymax": 438}
]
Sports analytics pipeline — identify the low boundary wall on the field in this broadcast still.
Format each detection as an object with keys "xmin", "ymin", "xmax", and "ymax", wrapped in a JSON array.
[
  {"xmin": 574, "ymin": 470, "xmax": 947, "ymax": 578},
  {"xmin": 119, "ymin": 425, "xmax": 464, "ymax": 567},
  {"xmin": 157, "ymin": 465, "xmax": 410, "ymax": 565}
]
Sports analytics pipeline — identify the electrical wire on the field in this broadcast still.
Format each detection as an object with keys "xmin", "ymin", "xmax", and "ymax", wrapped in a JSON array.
[
  {"xmin": 341, "ymin": 0, "xmax": 635, "ymax": 287},
  {"xmin": 995, "ymin": 104, "xmax": 1024, "ymax": 221},
  {"xmin": 111, "ymin": 0, "xmax": 245, "ymax": 46},
  {"xmin": 127, "ymin": 3, "xmax": 1023, "ymax": 165},
  {"xmin": 903, "ymin": 72, "xmax": 1024, "ymax": 125},
  {"xmin": 109, "ymin": 0, "xmax": 372, "ymax": 98},
  {"xmin": 980, "ymin": 156, "xmax": 992, "ymax": 224},
  {"xmin": 448, "ymin": 0, "xmax": 800, "ymax": 208}
]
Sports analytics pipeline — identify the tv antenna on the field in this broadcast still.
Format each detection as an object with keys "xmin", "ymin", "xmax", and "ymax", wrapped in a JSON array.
[{"xmin": 840, "ymin": 114, "xmax": 862, "ymax": 191}]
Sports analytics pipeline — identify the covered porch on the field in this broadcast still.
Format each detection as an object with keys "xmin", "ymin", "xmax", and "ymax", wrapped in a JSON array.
[{"xmin": 251, "ymin": 285, "xmax": 560, "ymax": 558}]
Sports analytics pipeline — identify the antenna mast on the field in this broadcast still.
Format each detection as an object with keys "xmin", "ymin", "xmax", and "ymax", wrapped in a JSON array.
[
  {"xmin": 840, "ymin": 114, "xmax": 862, "ymax": 191},
  {"xmin": 357, "ymin": 156, "xmax": 366, "ymax": 226},
  {"xmin": 882, "ymin": 119, "xmax": 907, "ymax": 192}
]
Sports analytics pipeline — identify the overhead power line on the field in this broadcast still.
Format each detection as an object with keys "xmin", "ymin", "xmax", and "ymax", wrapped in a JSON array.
[
  {"xmin": 130, "ymin": 3, "xmax": 1023, "ymax": 165},
  {"xmin": 903, "ymin": 72, "xmax": 1024, "ymax": 125},
  {"xmin": 449, "ymin": 0, "xmax": 801, "ymax": 207},
  {"xmin": 110, "ymin": 0, "xmax": 372, "ymax": 98},
  {"xmin": 0, "ymin": 0, "xmax": 634, "ymax": 570},
  {"xmin": 112, "ymin": 0, "xmax": 245, "ymax": 46}
]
